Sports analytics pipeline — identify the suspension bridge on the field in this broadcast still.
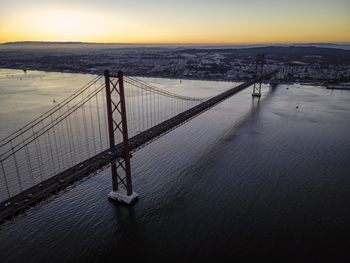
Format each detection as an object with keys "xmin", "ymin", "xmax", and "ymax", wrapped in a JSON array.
[{"xmin": 0, "ymin": 61, "xmax": 278, "ymax": 223}]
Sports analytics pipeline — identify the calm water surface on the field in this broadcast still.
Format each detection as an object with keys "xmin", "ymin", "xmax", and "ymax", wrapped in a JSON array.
[{"xmin": 0, "ymin": 69, "xmax": 349, "ymax": 262}]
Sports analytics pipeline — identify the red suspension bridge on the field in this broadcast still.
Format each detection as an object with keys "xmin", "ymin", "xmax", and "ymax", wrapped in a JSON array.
[{"xmin": 0, "ymin": 60, "xmax": 278, "ymax": 224}]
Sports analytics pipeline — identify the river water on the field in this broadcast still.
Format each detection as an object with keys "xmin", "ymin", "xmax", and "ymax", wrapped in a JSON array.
[{"xmin": 0, "ymin": 69, "xmax": 349, "ymax": 262}]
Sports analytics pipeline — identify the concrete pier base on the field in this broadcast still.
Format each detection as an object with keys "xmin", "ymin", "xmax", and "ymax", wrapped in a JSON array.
[{"xmin": 108, "ymin": 189, "xmax": 138, "ymax": 205}]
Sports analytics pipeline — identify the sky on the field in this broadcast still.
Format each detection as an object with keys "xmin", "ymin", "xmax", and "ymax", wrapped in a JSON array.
[{"xmin": 0, "ymin": 0, "xmax": 349, "ymax": 44}]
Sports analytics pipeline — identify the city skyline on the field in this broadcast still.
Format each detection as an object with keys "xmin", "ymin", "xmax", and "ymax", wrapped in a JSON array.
[{"xmin": 1, "ymin": 0, "xmax": 350, "ymax": 44}]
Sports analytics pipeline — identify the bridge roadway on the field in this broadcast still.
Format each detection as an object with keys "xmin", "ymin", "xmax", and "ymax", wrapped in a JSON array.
[{"xmin": 0, "ymin": 71, "xmax": 278, "ymax": 223}]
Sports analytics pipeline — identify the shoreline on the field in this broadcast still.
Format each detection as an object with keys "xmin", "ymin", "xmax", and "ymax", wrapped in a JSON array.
[{"xmin": 2, "ymin": 66, "xmax": 347, "ymax": 87}]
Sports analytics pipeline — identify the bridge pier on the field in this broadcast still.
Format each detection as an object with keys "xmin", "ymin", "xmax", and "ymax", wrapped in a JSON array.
[
  {"xmin": 252, "ymin": 54, "xmax": 264, "ymax": 98},
  {"xmin": 270, "ymin": 83, "xmax": 279, "ymax": 89},
  {"xmin": 104, "ymin": 70, "xmax": 138, "ymax": 205},
  {"xmin": 109, "ymin": 188, "xmax": 139, "ymax": 205},
  {"xmin": 252, "ymin": 92, "xmax": 261, "ymax": 98}
]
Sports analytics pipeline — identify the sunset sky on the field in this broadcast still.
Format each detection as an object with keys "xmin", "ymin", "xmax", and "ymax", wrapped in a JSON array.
[{"xmin": 0, "ymin": 0, "xmax": 349, "ymax": 44}]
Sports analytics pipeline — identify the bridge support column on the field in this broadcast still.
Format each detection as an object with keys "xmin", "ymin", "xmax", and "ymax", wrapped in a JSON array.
[
  {"xmin": 252, "ymin": 54, "xmax": 264, "ymax": 98},
  {"xmin": 104, "ymin": 70, "xmax": 138, "ymax": 205}
]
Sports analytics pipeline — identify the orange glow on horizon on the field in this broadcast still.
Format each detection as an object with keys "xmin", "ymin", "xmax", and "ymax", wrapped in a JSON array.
[{"xmin": 1, "ymin": 2, "xmax": 350, "ymax": 45}]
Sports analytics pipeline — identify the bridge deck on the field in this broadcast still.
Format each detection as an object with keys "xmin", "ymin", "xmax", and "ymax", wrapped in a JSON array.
[{"xmin": 0, "ymin": 71, "xmax": 277, "ymax": 223}]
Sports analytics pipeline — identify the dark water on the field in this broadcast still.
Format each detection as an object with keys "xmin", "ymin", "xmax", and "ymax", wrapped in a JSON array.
[{"xmin": 0, "ymin": 70, "xmax": 350, "ymax": 262}]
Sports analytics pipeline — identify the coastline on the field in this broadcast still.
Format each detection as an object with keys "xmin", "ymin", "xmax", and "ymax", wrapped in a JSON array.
[{"xmin": 1, "ymin": 66, "xmax": 348, "ymax": 87}]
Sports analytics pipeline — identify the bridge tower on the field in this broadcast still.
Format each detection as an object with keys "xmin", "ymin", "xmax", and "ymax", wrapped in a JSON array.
[
  {"xmin": 252, "ymin": 54, "xmax": 265, "ymax": 98},
  {"xmin": 104, "ymin": 70, "xmax": 138, "ymax": 204}
]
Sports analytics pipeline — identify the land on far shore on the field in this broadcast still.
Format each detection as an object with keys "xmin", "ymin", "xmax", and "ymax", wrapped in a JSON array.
[{"xmin": 1, "ymin": 41, "xmax": 350, "ymax": 84}]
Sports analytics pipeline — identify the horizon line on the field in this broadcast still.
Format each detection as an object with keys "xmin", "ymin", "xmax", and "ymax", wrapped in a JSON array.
[{"xmin": 2, "ymin": 40, "xmax": 350, "ymax": 46}]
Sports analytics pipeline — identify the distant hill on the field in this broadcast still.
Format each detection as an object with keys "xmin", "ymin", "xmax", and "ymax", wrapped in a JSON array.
[
  {"xmin": 0, "ymin": 41, "xmax": 163, "ymax": 49},
  {"xmin": 2, "ymin": 41, "xmax": 89, "ymax": 45},
  {"xmin": 1, "ymin": 41, "xmax": 350, "ymax": 50},
  {"xmin": 293, "ymin": 43, "xmax": 350, "ymax": 50},
  {"xmin": 0, "ymin": 41, "xmax": 139, "ymax": 50},
  {"xmin": 178, "ymin": 45, "xmax": 350, "ymax": 65}
]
